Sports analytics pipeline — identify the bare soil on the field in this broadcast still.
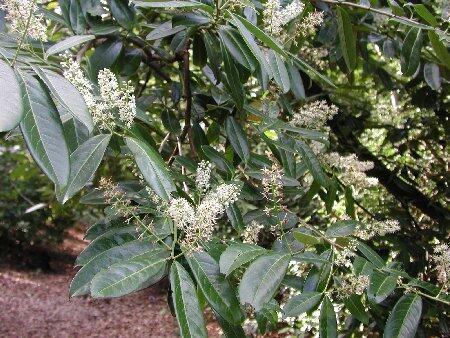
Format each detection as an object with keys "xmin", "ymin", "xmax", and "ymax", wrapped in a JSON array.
[{"xmin": 0, "ymin": 228, "xmax": 221, "ymax": 338}]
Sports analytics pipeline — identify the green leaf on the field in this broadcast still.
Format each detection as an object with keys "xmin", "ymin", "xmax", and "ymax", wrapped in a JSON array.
[
  {"xmin": 286, "ymin": 62, "xmax": 305, "ymax": 99},
  {"xmin": 268, "ymin": 50, "xmax": 290, "ymax": 93},
  {"xmin": 170, "ymin": 262, "xmax": 208, "ymax": 338},
  {"xmin": 45, "ymin": 35, "xmax": 95, "ymax": 56},
  {"xmin": 146, "ymin": 21, "xmax": 185, "ymax": 40},
  {"xmin": 384, "ymin": 294, "xmax": 422, "ymax": 338},
  {"xmin": 33, "ymin": 67, "xmax": 93, "ymax": 132},
  {"xmin": 293, "ymin": 229, "xmax": 322, "ymax": 245},
  {"xmin": 428, "ymin": 31, "xmax": 450, "ymax": 70},
  {"xmin": 227, "ymin": 13, "xmax": 271, "ymax": 78},
  {"xmin": 76, "ymin": 226, "xmax": 138, "ymax": 266},
  {"xmin": 187, "ymin": 251, "xmax": 243, "ymax": 324},
  {"xmin": 218, "ymin": 26, "xmax": 258, "ymax": 71},
  {"xmin": 413, "ymin": 4, "xmax": 437, "ymax": 27},
  {"xmin": 283, "ymin": 292, "xmax": 322, "ymax": 317},
  {"xmin": 303, "ymin": 250, "xmax": 333, "ymax": 292},
  {"xmin": 132, "ymin": 0, "xmax": 213, "ymax": 14},
  {"xmin": 70, "ymin": 240, "xmax": 154, "ymax": 297},
  {"xmin": 401, "ymin": 28, "xmax": 423, "ymax": 77},
  {"xmin": 62, "ymin": 134, "xmax": 111, "ymax": 202},
  {"xmin": 108, "ymin": 0, "xmax": 135, "ymax": 29},
  {"xmin": 161, "ymin": 109, "xmax": 181, "ymax": 134},
  {"xmin": 356, "ymin": 241, "xmax": 385, "ymax": 268},
  {"xmin": 296, "ymin": 140, "xmax": 329, "ymax": 188},
  {"xmin": 18, "ymin": 71, "xmax": 70, "ymax": 188},
  {"xmin": 423, "ymin": 63, "xmax": 441, "ymax": 90},
  {"xmin": 353, "ymin": 256, "xmax": 375, "ymax": 276},
  {"xmin": 0, "ymin": 59, "xmax": 22, "ymax": 132},
  {"xmin": 367, "ymin": 270, "xmax": 397, "ymax": 303},
  {"xmin": 219, "ymin": 243, "xmax": 266, "ymax": 276},
  {"xmin": 220, "ymin": 44, "xmax": 245, "ymax": 110},
  {"xmin": 337, "ymin": 7, "xmax": 357, "ymax": 71},
  {"xmin": 225, "ymin": 116, "xmax": 250, "ymax": 162},
  {"xmin": 125, "ymin": 136, "xmax": 176, "ymax": 201},
  {"xmin": 90, "ymin": 245, "xmax": 169, "ymax": 297},
  {"xmin": 343, "ymin": 295, "xmax": 369, "ymax": 324},
  {"xmin": 202, "ymin": 145, "xmax": 234, "ymax": 175},
  {"xmin": 325, "ymin": 220, "xmax": 358, "ymax": 238},
  {"xmin": 319, "ymin": 296, "xmax": 337, "ymax": 338},
  {"xmin": 239, "ymin": 252, "xmax": 290, "ymax": 311}
]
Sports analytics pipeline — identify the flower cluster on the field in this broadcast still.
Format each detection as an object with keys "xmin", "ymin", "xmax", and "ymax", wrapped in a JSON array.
[
  {"xmin": 61, "ymin": 56, "xmax": 136, "ymax": 129},
  {"xmin": 298, "ymin": 45, "xmax": 328, "ymax": 70},
  {"xmin": 291, "ymin": 100, "xmax": 338, "ymax": 130},
  {"xmin": 335, "ymin": 243, "xmax": 357, "ymax": 267},
  {"xmin": 261, "ymin": 161, "xmax": 284, "ymax": 213},
  {"xmin": 242, "ymin": 221, "xmax": 264, "ymax": 244},
  {"xmin": 297, "ymin": 11, "xmax": 324, "ymax": 36},
  {"xmin": 322, "ymin": 152, "xmax": 378, "ymax": 188},
  {"xmin": 167, "ymin": 183, "xmax": 240, "ymax": 251},
  {"xmin": 335, "ymin": 274, "xmax": 370, "ymax": 299},
  {"xmin": 432, "ymin": 244, "xmax": 449, "ymax": 289},
  {"xmin": 263, "ymin": 0, "xmax": 304, "ymax": 39},
  {"xmin": 98, "ymin": 69, "xmax": 136, "ymax": 128},
  {"xmin": 195, "ymin": 160, "xmax": 212, "ymax": 193},
  {"xmin": 355, "ymin": 219, "xmax": 400, "ymax": 240},
  {"xmin": 99, "ymin": 177, "xmax": 137, "ymax": 221},
  {"xmin": 1, "ymin": 0, "xmax": 47, "ymax": 41}
]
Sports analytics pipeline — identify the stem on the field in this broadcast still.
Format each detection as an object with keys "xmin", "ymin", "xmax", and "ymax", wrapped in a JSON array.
[
  {"xmin": 398, "ymin": 286, "xmax": 450, "ymax": 306},
  {"xmin": 319, "ymin": 0, "xmax": 448, "ymax": 38},
  {"xmin": 132, "ymin": 214, "xmax": 172, "ymax": 251},
  {"xmin": 12, "ymin": 0, "xmax": 38, "ymax": 67}
]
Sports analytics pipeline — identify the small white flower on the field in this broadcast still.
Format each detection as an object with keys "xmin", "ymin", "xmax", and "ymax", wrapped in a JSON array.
[
  {"xmin": 433, "ymin": 243, "xmax": 450, "ymax": 289},
  {"xmin": 263, "ymin": 0, "xmax": 305, "ymax": 38},
  {"xmin": 195, "ymin": 160, "xmax": 212, "ymax": 192},
  {"xmin": 291, "ymin": 100, "xmax": 338, "ymax": 130},
  {"xmin": 242, "ymin": 221, "xmax": 264, "ymax": 244},
  {"xmin": 1, "ymin": 0, "xmax": 47, "ymax": 41}
]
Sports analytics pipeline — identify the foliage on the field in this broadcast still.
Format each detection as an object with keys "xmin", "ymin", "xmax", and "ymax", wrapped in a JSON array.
[
  {"xmin": 0, "ymin": 140, "xmax": 76, "ymax": 247},
  {"xmin": 0, "ymin": 0, "xmax": 449, "ymax": 336}
]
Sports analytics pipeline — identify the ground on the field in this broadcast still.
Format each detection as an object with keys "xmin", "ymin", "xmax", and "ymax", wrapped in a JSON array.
[{"xmin": 0, "ymin": 228, "xmax": 221, "ymax": 338}]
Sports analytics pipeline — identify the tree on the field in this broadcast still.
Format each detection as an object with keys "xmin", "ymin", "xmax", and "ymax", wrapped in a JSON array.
[{"xmin": 0, "ymin": 0, "xmax": 449, "ymax": 336}]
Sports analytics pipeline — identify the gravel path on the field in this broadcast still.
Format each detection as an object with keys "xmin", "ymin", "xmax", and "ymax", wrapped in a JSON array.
[{"xmin": 0, "ymin": 229, "xmax": 220, "ymax": 338}]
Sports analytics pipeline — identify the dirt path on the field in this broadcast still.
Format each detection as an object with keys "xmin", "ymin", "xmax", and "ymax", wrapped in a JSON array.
[{"xmin": 0, "ymin": 229, "xmax": 220, "ymax": 338}]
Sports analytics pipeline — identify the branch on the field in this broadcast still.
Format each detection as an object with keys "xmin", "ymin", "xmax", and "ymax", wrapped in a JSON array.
[{"xmin": 330, "ymin": 114, "xmax": 450, "ymax": 226}]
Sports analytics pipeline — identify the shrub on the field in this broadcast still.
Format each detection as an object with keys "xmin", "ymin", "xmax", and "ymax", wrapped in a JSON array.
[{"xmin": 0, "ymin": 0, "xmax": 448, "ymax": 336}]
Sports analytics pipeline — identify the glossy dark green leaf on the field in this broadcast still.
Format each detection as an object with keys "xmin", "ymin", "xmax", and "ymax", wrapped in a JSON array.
[
  {"xmin": 286, "ymin": 62, "xmax": 305, "ymax": 99},
  {"xmin": 218, "ymin": 26, "xmax": 258, "ymax": 71},
  {"xmin": 428, "ymin": 31, "xmax": 450, "ymax": 70},
  {"xmin": 367, "ymin": 270, "xmax": 397, "ymax": 303},
  {"xmin": 303, "ymin": 250, "xmax": 333, "ymax": 293},
  {"xmin": 18, "ymin": 71, "xmax": 70, "ymax": 188},
  {"xmin": 125, "ymin": 137, "xmax": 176, "ymax": 201},
  {"xmin": 356, "ymin": 241, "xmax": 384, "ymax": 268},
  {"xmin": 45, "ymin": 34, "xmax": 95, "ymax": 56},
  {"xmin": 70, "ymin": 240, "xmax": 154, "ymax": 296},
  {"xmin": 296, "ymin": 140, "xmax": 329, "ymax": 188},
  {"xmin": 226, "ymin": 203, "xmax": 245, "ymax": 230},
  {"xmin": 239, "ymin": 252, "xmax": 290, "ymax": 311},
  {"xmin": 221, "ymin": 44, "xmax": 245, "ymax": 110},
  {"xmin": 319, "ymin": 296, "xmax": 337, "ymax": 338},
  {"xmin": 343, "ymin": 295, "xmax": 369, "ymax": 324},
  {"xmin": 161, "ymin": 109, "xmax": 181, "ymax": 134},
  {"xmin": 34, "ymin": 67, "xmax": 93, "ymax": 132},
  {"xmin": 146, "ymin": 21, "xmax": 185, "ymax": 40},
  {"xmin": 202, "ymin": 145, "xmax": 234, "ymax": 175},
  {"xmin": 62, "ymin": 134, "xmax": 111, "ymax": 202},
  {"xmin": 219, "ymin": 243, "xmax": 266, "ymax": 276},
  {"xmin": 268, "ymin": 50, "xmax": 290, "ymax": 93},
  {"xmin": 401, "ymin": 28, "xmax": 423, "ymax": 77},
  {"xmin": 283, "ymin": 292, "xmax": 322, "ymax": 317},
  {"xmin": 188, "ymin": 251, "xmax": 243, "ymax": 324},
  {"xmin": 69, "ymin": 0, "xmax": 87, "ymax": 34},
  {"xmin": 337, "ymin": 7, "xmax": 357, "ymax": 71},
  {"xmin": 384, "ymin": 294, "xmax": 422, "ymax": 338},
  {"xmin": 76, "ymin": 226, "xmax": 138, "ymax": 264},
  {"xmin": 170, "ymin": 262, "xmax": 208, "ymax": 338},
  {"xmin": 413, "ymin": 4, "xmax": 437, "ymax": 27},
  {"xmin": 325, "ymin": 220, "xmax": 359, "ymax": 238},
  {"xmin": 353, "ymin": 256, "xmax": 375, "ymax": 276},
  {"xmin": 108, "ymin": 0, "xmax": 135, "ymax": 29},
  {"xmin": 225, "ymin": 116, "xmax": 250, "ymax": 162},
  {"xmin": 0, "ymin": 59, "xmax": 22, "ymax": 132},
  {"xmin": 90, "ymin": 245, "xmax": 169, "ymax": 297},
  {"xmin": 293, "ymin": 228, "xmax": 322, "ymax": 245}
]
